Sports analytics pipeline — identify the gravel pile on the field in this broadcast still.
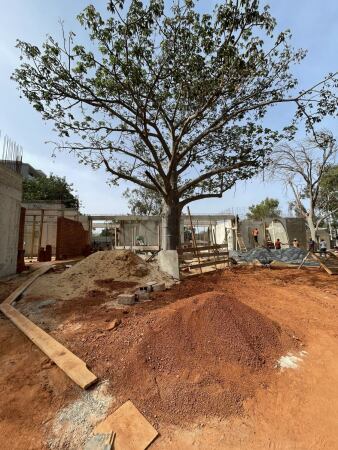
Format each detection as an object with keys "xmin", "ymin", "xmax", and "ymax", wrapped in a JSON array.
[
  {"xmin": 82, "ymin": 291, "xmax": 293, "ymax": 425},
  {"xmin": 233, "ymin": 247, "xmax": 316, "ymax": 265}
]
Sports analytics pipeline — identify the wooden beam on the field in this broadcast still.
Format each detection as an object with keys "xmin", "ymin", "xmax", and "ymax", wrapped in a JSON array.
[
  {"xmin": 1, "ymin": 264, "xmax": 98, "ymax": 389},
  {"xmin": 0, "ymin": 303, "xmax": 97, "ymax": 389},
  {"xmin": 2, "ymin": 264, "xmax": 53, "ymax": 306},
  {"xmin": 181, "ymin": 258, "xmax": 230, "ymax": 270},
  {"xmin": 311, "ymin": 252, "xmax": 335, "ymax": 275},
  {"xmin": 177, "ymin": 244, "xmax": 228, "ymax": 254}
]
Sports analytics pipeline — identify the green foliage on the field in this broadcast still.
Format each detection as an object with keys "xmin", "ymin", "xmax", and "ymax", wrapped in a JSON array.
[
  {"xmin": 12, "ymin": 0, "xmax": 338, "ymax": 223},
  {"xmin": 317, "ymin": 164, "xmax": 338, "ymax": 223},
  {"xmin": 247, "ymin": 197, "xmax": 281, "ymax": 220},
  {"xmin": 123, "ymin": 187, "xmax": 162, "ymax": 215},
  {"xmin": 22, "ymin": 174, "xmax": 79, "ymax": 208},
  {"xmin": 100, "ymin": 228, "xmax": 111, "ymax": 236}
]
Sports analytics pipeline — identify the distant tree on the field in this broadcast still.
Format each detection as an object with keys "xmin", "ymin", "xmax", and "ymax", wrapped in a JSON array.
[
  {"xmin": 316, "ymin": 165, "xmax": 338, "ymax": 236},
  {"xmin": 123, "ymin": 187, "xmax": 162, "ymax": 216},
  {"xmin": 23, "ymin": 174, "xmax": 79, "ymax": 208},
  {"xmin": 271, "ymin": 131, "xmax": 338, "ymax": 240},
  {"xmin": 100, "ymin": 228, "xmax": 111, "ymax": 236},
  {"xmin": 13, "ymin": 0, "xmax": 338, "ymax": 249},
  {"xmin": 247, "ymin": 197, "xmax": 281, "ymax": 220}
]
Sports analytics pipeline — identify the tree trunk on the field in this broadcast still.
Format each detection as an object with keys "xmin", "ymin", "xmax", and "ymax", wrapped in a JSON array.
[
  {"xmin": 161, "ymin": 200, "xmax": 182, "ymax": 250},
  {"xmin": 306, "ymin": 214, "xmax": 316, "ymax": 241}
]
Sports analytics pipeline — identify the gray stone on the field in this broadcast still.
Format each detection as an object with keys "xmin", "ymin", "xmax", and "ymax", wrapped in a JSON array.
[
  {"xmin": 117, "ymin": 293, "xmax": 136, "ymax": 305},
  {"xmin": 136, "ymin": 290, "xmax": 150, "ymax": 300},
  {"xmin": 152, "ymin": 282, "xmax": 166, "ymax": 292}
]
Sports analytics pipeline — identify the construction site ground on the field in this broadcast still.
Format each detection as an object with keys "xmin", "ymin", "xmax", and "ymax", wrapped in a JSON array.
[{"xmin": 0, "ymin": 259, "xmax": 337, "ymax": 449}]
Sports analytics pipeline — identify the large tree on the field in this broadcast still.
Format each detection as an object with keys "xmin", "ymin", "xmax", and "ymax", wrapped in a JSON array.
[
  {"xmin": 271, "ymin": 132, "xmax": 338, "ymax": 240},
  {"xmin": 13, "ymin": 0, "xmax": 338, "ymax": 249}
]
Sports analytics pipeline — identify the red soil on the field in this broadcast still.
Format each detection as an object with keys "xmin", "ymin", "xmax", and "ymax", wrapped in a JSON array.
[{"xmin": 82, "ymin": 291, "xmax": 293, "ymax": 425}]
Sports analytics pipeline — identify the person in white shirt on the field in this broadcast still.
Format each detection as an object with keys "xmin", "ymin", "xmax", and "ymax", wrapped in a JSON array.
[{"xmin": 319, "ymin": 239, "xmax": 327, "ymax": 257}]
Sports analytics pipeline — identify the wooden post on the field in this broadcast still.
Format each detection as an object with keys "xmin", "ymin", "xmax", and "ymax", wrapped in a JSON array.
[
  {"xmin": 37, "ymin": 209, "xmax": 44, "ymax": 252},
  {"xmin": 187, "ymin": 207, "xmax": 202, "ymax": 273},
  {"xmin": 30, "ymin": 215, "xmax": 36, "ymax": 260}
]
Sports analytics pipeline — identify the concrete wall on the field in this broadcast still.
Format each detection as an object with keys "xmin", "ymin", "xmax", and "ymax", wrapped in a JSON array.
[
  {"xmin": 23, "ymin": 202, "xmax": 89, "ymax": 257},
  {"xmin": 239, "ymin": 218, "xmax": 307, "ymax": 249},
  {"xmin": 0, "ymin": 165, "xmax": 22, "ymax": 277},
  {"xmin": 119, "ymin": 218, "xmax": 161, "ymax": 247}
]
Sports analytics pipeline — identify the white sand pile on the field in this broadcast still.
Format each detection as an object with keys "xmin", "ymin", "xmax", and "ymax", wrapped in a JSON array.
[{"xmin": 27, "ymin": 250, "xmax": 173, "ymax": 300}]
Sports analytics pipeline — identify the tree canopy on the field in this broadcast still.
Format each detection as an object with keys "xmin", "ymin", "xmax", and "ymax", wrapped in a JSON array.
[
  {"xmin": 13, "ymin": 0, "xmax": 338, "ymax": 248},
  {"xmin": 22, "ymin": 174, "xmax": 79, "ymax": 208},
  {"xmin": 247, "ymin": 197, "xmax": 281, "ymax": 220},
  {"xmin": 123, "ymin": 187, "xmax": 162, "ymax": 215}
]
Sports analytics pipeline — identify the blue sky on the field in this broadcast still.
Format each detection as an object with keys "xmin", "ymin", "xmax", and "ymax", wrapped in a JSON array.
[{"xmin": 1, "ymin": 1, "xmax": 337, "ymax": 216}]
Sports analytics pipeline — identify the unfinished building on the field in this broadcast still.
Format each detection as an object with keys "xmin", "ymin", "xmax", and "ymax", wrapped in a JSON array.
[
  {"xmin": 22, "ymin": 201, "xmax": 89, "ymax": 258},
  {"xmin": 0, "ymin": 163, "xmax": 23, "ymax": 277}
]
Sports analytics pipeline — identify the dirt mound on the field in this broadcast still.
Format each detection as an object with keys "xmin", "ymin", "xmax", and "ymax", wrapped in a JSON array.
[
  {"xmin": 60, "ymin": 250, "xmax": 150, "ymax": 282},
  {"xmin": 27, "ymin": 250, "xmax": 172, "ymax": 300},
  {"xmin": 85, "ymin": 291, "xmax": 293, "ymax": 425}
]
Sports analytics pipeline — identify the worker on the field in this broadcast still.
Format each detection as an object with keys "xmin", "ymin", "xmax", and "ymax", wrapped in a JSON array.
[
  {"xmin": 308, "ymin": 238, "xmax": 315, "ymax": 252},
  {"xmin": 292, "ymin": 238, "xmax": 299, "ymax": 248},
  {"xmin": 252, "ymin": 228, "xmax": 259, "ymax": 246},
  {"xmin": 275, "ymin": 238, "xmax": 281, "ymax": 249},
  {"xmin": 319, "ymin": 238, "xmax": 327, "ymax": 257}
]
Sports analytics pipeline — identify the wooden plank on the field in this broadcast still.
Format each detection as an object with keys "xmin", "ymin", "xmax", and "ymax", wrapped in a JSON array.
[
  {"xmin": 311, "ymin": 253, "xmax": 335, "ymax": 275},
  {"xmin": 181, "ymin": 258, "xmax": 230, "ymax": 270},
  {"xmin": 0, "ymin": 303, "xmax": 97, "ymax": 389},
  {"xmin": 177, "ymin": 244, "xmax": 228, "ymax": 254},
  {"xmin": 179, "ymin": 250, "xmax": 229, "ymax": 260},
  {"xmin": 2, "ymin": 264, "xmax": 53, "ymax": 305},
  {"xmin": 94, "ymin": 400, "xmax": 158, "ymax": 450}
]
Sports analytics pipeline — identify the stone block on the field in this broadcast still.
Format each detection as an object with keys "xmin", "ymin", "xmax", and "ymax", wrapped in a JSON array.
[
  {"xmin": 136, "ymin": 290, "xmax": 150, "ymax": 300},
  {"xmin": 117, "ymin": 294, "xmax": 136, "ymax": 305},
  {"xmin": 152, "ymin": 282, "xmax": 166, "ymax": 292}
]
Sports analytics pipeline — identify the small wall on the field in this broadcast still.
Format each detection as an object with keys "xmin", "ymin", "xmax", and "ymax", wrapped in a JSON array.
[
  {"xmin": 56, "ymin": 217, "xmax": 89, "ymax": 260},
  {"xmin": 0, "ymin": 166, "xmax": 22, "ymax": 278}
]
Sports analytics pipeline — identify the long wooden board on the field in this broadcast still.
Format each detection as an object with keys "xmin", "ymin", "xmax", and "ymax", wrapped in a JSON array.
[
  {"xmin": 179, "ymin": 251, "xmax": 229, "ymax": 260},
  {"xmin": 2, "ymin": 264, "xmax": 53, "ymax": 305},
  {"xmin": 1, "ymin": 264, "xmax": 97, "ymax": 389},
  {"xmin": 311, "ymin": 252, "xmax": 338, "ymax": 275},
  {"xmin": 94, "ymin": 400, "xmax": 158, "ymax": 450},
  {"xmin": 181, "ymin": 258, "xmax": 230, "ymax": 270},
  {"xmin": 177, "ymin": 244, "xmax": 228, "ymax": 254},
  {"xmin": 0, "ymin": 303, "xmax": 97, "ymax": 389}
]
